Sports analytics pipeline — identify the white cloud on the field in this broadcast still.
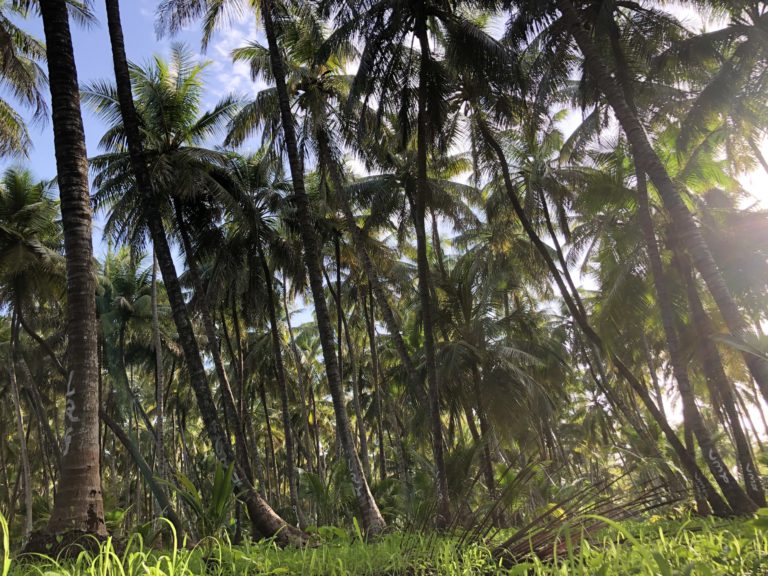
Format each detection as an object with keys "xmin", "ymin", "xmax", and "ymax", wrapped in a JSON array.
[{"xmin": 205, "ymin": 18, "xmax": 267, "ymax": 103}]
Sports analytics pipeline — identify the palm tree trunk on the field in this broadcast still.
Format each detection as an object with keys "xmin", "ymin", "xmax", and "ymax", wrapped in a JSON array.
[
  {"xmin": 151, "ymin": 249, "xmax": 170, "ymax": 525},
  {"xmin": 416, "ymin": 24, "xmax": 451, "ymax": 527},
  {"xmin": 344, "ymin": 312, "xmax": 372, "ymax": 482},
  {"xmin": 322, "ymin": 263, "xmax": 373, "ymax": 481},
  {"xmin": 283, "ymin": 282, "xmax": 317, "ymax": 476},
  {"xmin": 364, "ymin": 284, "xmax": 387, "ymax": 482},
  {"xmin": 37, "ymin": 0, "xmax": 106, "ymax": 538},
  {"xmin": 100, "ymin": 409, "xmax": 182, "ymax": 535},
  {"xmin": 103, "ymin": 0, "xmax": 303, "ymax": 545},
  {"xmin": 9, "ymin": 315, "xmax": 33, "ymax": 541},
  {"xmin": 316, "ymin": 131, "xmax": 420, "ymax": 403},
  {"xmin": 479, "ymin": 120, "xmax": 730, "ymax": 516},
  {"xmin": 674, "ymin": 248, "xmax": 765, "ymax": 506},
  {"xmin": 260, "ymin": 0, "xmax": 384, "ymax": 536},
  {"xmin": 257, "ymin": 245, "xmax": 305, "ymax": 528},
  {"xmin": 556, "ymin": 0, "xmax": 768, "ymax": 404},
  {"xmin": 636, "ymin": 170, "xmax": 756, "ymax": 514}
]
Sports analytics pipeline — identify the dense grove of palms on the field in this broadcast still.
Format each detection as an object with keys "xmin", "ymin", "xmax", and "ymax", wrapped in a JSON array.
[{"xmin": 1, "ymin": 0, "xmax": 768, "ymax": 552}]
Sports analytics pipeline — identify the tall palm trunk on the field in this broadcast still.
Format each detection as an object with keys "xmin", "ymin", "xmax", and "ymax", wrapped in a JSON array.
[
  {"xmin": 173, "ymin": 200, "xmax": 256, "ymax": 484},
  {"xmin": 343, "ymin": 310, "xmax": 373, "ymax": 481},
  {"xmin": 9, "ymin": 315, "xmax": 32, "ymax": 540},
  {"xmin": 151, "ymin": 250, "xmax": 169, "ymax": 522},
  {"xmin": 38, "ymin": 0, "xmax": 105, "ymax": 538},
  {"xmin": 257, "ymin": 245, "xmax": 305, "ymax": 528},
  {"xmin": 260, "ymin": 0, "xmax": 385, "ymax": 535},
  {"xmin": 635, "ymin": 170, "xmax": 756, "ymax": 514},
  {"xmin": 479, "ymin": 120, "xmax": 730, "ymax": 516},
  {"xmin": 556, "ymin": 0, "xmax": 768, "ymax": 403},
  {"xmin": 363, "ymin": 284, "xmax": 387, "ymax": 482},
  {"xmin": 416, "ymin": 24, "xmax": 451, "ymax": 526},
  {"xmin": 283, "ymin": 283, "xmax": 317, "ymax": 477},
  {"xmin": 316, "ymin": 131, "xmax": 420, "ymax": 402},
  {"xmin": 674, "ymin": 248, "xmax": 766, "ymax": 506},
  {"xmin": 103, "ymin": 0, "xmax": 303, "ymax": 545}
]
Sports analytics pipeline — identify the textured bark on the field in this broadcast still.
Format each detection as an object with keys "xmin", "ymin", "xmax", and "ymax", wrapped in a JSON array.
[
  {"xmin": 9, "ymin": 316, "xmax": 33, "ymax": 540},
  {"xmin": 675, "ymin": 249, "xmax": 766, "ymax": 506},
  {"xmin": 261, "ymin": 0, "xmax": 385, "ymax": 536},
  {"xmin": 557, "ymin": 0, "xmax": 768, "ymax": 404},
  {"xmin": 258, "ymin": 245, "xmax": 306, "ymax": 528},
  {"xmin": 39, "ymin": 0, "xmax": 106, "ymax": 537},
  {"xmin": 635, "ymin": 170, "xmax": 756, "ymax": 514},
  {"xmin": 416, "ymin": 24, "xmax": 451, "ymax": 527},
  {"xmin": 104, "ymin": 0, "xmax": 303, "ymax": 545},
  {"xmin": 151, "ymin": 250, "xmax": 170, "ymax": 523},
  {"xmin": 480, "ymin": 120, "xmax": 730, "ymax": 516}
]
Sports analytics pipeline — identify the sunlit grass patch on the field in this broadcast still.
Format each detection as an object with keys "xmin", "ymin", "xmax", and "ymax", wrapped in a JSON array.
[{"xmin": 3, "ymin": 515, "xmax": 768, "ymax": 575}]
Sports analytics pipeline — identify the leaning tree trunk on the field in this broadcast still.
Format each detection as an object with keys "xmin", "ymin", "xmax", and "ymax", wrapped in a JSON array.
[
  {"xmin": 103, "ymin": 0, "xmax": 304, "ymax": 545},
  {"xmin": 363, "ymin": 284, "xmax": 387, "ymax": 482},
  {"xmin": 635, "ymin": 170, "xmax": 756, "ymax": 514},
  {"xmin": 260, "ymin": 0, "xmax": 385, "ymax": 536},
  {"xmin": 316, "ymin": 130, "xmax": 421, "ymax": 405},
  {"xmin": 173, "ymin": 199, "xmax": 257, "ymax": 487},
  {"xmin": 416, "ymin": 24, "xmax": 451, "ymax": 527},
  {"xmin": 478, "ymin": 119, "xmax": 730, "ymax": 516},
  {"xmin": 556, "ymin": 0, "xmax": 768, "ymax": 403},
  {"xmin": 257, "ymin": 244, "xmax": 306, "ymax": 528},
  {"xmin": 36, "ymin": 0, "xmax": 106, "ymax": 539},
  {"xmin": 9, "ymin": 315, "xmax": 33, "ymax": 541},
  {"xmin": 151, "ymin": 250, "xmax": 170, "ymax": 525},
  {"xmin": 674, "ymin": 247, "xmax": 766, "ymax": 506}
]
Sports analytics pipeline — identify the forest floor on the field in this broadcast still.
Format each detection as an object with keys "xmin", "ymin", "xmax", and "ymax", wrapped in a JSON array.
[{"xmin": 3, "ymin": 516, "xmax": 768, "ymax": 575}]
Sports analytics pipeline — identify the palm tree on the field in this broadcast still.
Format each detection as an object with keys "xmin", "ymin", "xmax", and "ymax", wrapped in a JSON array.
[
  {"xmin": 207, "ymin": 150, "xmax": 308, "ymax": 527},
  {"xmin": 33, "ymin": 0, "xmax": 106, "ymax": 540},
  {"xmin": 0, "ymin": 0, "xmax": 47, "ymax": 156},
  {"xmin": 327, "ymin": 0, "xmax": 512, "ymax": 525},
  {"xmin": 99, "ymin": 2, "xmax": 304, "ymax": 543},
  {"xmin": 540, "ymin": 0, "xmax": 768, "ymax": 402},
  {"xmin": 157, "ymin": 0, "xmax": 387, "ymax": 535},
  {"xmin": 0, "ymin": 168, "xmax": 62, "ymax": 540}
]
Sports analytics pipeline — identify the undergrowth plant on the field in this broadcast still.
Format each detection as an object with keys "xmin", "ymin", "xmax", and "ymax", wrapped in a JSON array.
[{"xmin": 2, "ymin": 512, "xmax": 768, "ymax": 575}]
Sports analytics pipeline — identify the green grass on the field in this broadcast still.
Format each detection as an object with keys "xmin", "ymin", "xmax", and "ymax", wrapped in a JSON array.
[{"xmin": 2, "ymin": 516, "xmax": 768, "ymax": 575}]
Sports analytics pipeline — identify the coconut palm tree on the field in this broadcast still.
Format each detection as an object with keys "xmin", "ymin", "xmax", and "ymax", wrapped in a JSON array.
[
  {"xmin": 156, "ymin": 0, "xmax": 388, "ymax": 535},
  {"xmin": 0, "ymin": 0, "xmax": 46, "ymax": 157},
  {"xmin": 31, "ymin": 0, "xmax": 106, "ymax": 540},
  {"xmin": 96, "ymin": 5, "xmax": 304, "ymax": 542}
]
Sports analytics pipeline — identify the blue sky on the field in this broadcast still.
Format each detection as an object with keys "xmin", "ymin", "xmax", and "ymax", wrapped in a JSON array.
[{"xmin": 2, "ymin": 1, "xmax": 263, "ymax": 256}]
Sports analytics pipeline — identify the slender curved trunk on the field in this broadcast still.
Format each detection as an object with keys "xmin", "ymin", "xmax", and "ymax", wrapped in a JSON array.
[
  {"xmin": 344, "ymin": 311, "xmax": 372, "ymax": 481},
  {"xmin": 258, "ymin": 245, "xmax": 305, "ymax": 528},
  {"xmin": 261, "ymin": 0, "xmax": 384, "ymax": 535},
  {"xmin": 479, "ymin": 120, "xmax": 730, "ymax": 516},
  {"xmin": 635, "ymin": 170, "xmax": 756, "ymax": 514},
  {"xmin": 283, "ymin": 284, "xmax": 317, "ymax": 476},
  {"xmin": 104, "ymin": 0, "xmax": 303, "ymax": 545},
  {"xmin": 151, "ymin": 250, "xmax": 170, "ymax": 524},
  {"xmin": 674, "ymin": 248, "xmax": 765, "ymax": 506},
  {"xmin": 416, "ymin": 24, "xmax": 451, "ymax": 527},
  {"xmin": 37, "ymin": 0, "xmax": 106, "ymax": 538},
  {"xmin": 316, "ymin": 131, "xmax": 419, "ymax": 403},
  {"xmin": 9, "ymin": 315, "xmax": 33, "ymax": 540},
  {"xmin": 364, "ymin": 284, "xmax": 387, "ymax": 482},
  {"xmin": 556, "ymin": 0, "xmax": 768, "ymax": 403},
  {"xmin": 100, "ymin": 409, "xmax": 182, "ymax": 535},
  {"xmin": 322, "ymin": 263, "xmax": 373, "ymax": 481}
]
